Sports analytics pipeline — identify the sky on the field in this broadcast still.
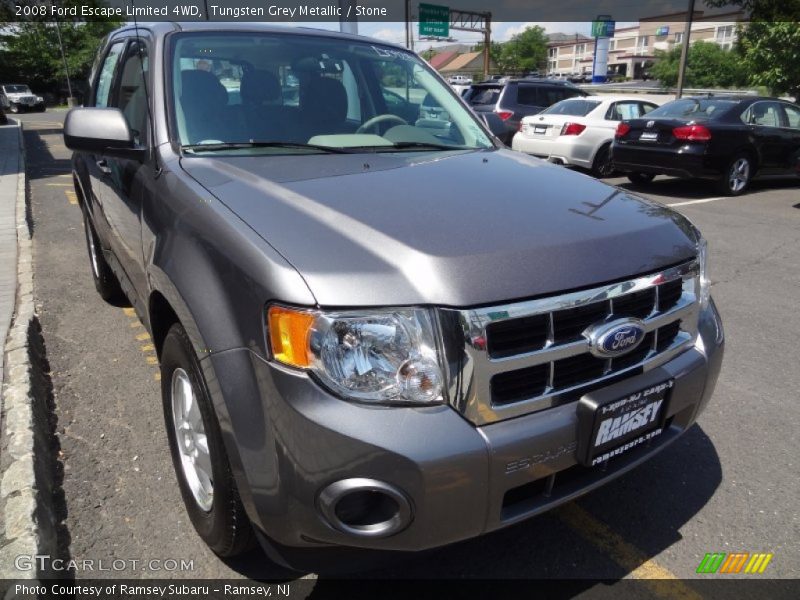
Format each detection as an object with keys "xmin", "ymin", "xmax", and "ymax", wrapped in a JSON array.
[{"xmin": 289, "ymin": 21, "xmax": 612, "ymax": 49}]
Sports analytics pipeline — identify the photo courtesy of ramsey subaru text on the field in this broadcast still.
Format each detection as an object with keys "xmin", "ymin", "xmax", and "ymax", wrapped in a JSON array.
[{"xmin": 63, "ymin": 22, "xmax": 724, "ymax": 570}]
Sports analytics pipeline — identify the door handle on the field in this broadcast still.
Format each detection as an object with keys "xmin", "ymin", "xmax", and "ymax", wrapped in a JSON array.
[{"xmin": 96, "ymin": 159, "xmax": 112, "ymax": 174}]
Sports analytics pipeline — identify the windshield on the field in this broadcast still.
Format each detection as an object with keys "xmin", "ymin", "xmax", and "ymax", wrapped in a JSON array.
[
  {"xmin": 646, "ymin": 98, "xmax": 737, "ymax": 120},
  {"xmin": 3, "ymin": 85, "xmax": 31, "ymax": 94},
  {"xmin": 542, "ymin": 99, "xmax": 601, "ymax": 116},
  {"xmin": 170, "ymin": 32, "xmax": 492, "ymax": 154}
]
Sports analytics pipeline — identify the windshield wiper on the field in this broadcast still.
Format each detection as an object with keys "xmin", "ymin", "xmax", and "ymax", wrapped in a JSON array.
[
  {"xmin": 382, "ymin": 141, "xmax": 473, "ymax": 151},
  {"xmin": 182, "ymin": 141, "xmax": 352, "ymax": 154}
]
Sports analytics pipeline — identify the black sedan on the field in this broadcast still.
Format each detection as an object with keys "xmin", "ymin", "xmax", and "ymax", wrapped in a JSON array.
[{"xmin": 611, "ymin": 96, "xmax": 800, "ymax": 195}]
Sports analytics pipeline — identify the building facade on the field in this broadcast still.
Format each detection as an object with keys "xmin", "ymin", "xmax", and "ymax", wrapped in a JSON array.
[{"xmin": 546, "ymin": 10, "xmax": 745, "ymax": 79}]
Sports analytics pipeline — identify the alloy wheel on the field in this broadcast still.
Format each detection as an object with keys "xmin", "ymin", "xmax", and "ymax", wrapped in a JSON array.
[
  {"xmin": 728, "ymin": 157, "xmax": 750, "ymax": 193},
  {"xmin": 171, "ymin": 368, "xmax": 214, "ymax": 512}
]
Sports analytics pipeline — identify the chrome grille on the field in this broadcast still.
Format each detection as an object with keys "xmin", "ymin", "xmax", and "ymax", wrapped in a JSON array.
[{"xmin": 439, "ymin": 261, "xmax": 700, "ymax": 426}]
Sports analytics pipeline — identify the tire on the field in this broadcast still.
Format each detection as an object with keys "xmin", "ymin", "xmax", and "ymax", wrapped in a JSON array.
[
  {"xmin": 161, "ymin": 323, "xmax": 256, "ymax": 558},
  {"xmin": 627, "ymin": 172, "xmax": 656, "ymax": 186},
  {"xmin": 591, "ymin": 144, "xmax": 615, "ymax": 178},
  {"xmin": 81, "ymin": 208, "xmax": 123, "ymax": 302},
  {"xmin": 716, "ymin": 153, "xmax": 753, "ymax": 196}
]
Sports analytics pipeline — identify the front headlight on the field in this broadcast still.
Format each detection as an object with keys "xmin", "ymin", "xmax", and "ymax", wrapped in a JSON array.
[
  {"xmin": 268, "ymin": 305, "xmax": 444, "ymax": 405},
  {"xmin": 36, "ymin": 96, "xmax": 43, "ymax": 102},
  {"xmin": 697, "ymin": 235, "xmax": 710, "ymax": 309}
]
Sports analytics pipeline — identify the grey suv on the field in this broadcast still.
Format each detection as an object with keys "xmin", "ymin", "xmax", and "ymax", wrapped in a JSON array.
[
  {"xmin": 464, "ymin": 79, "xmax": 589, "ymax": 144},
  {"xmin": 64, "ymin": 23, "xmax": 723, "ymax": 570}
]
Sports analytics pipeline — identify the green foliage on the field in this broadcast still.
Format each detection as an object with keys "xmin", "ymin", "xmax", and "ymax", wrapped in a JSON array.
[
  {"xmin": 737, "ymin": 21, "xmax": 800, "ymax": 99},
  {"xmin": 0, "ymin": 1, "xmax": 121, "ymax": 97},
  {"xmin": 477, "ymin": 26, "xmax": 548, "ymax": 74},
  {"xmin": 650, "ymin": 41, "xmax": 748, "ymax": 88}
]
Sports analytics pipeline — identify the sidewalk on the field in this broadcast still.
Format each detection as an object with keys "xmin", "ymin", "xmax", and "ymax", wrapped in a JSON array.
[{"xmin": 0, "ymin": 121, "xmax": 22, "ymax": 386}]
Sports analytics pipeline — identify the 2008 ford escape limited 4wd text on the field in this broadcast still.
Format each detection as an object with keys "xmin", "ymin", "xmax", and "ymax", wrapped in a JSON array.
[{"xmin": 64, "ymin": 23, "xmax": 724, "ymax": 569}]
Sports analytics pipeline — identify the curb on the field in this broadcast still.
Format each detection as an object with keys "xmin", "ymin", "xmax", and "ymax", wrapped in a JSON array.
[{"xmin": 0, "ymin": 121, "xmax": 58, "ymax": 579}]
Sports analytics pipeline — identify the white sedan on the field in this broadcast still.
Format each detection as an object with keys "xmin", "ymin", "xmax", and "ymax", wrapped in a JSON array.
[{"xmin": 512, "ymin": 96, "xmax": 660, "ymax": 177}]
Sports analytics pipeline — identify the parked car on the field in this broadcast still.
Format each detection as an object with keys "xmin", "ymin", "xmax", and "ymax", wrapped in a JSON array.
[
  {"xmin": 448, "ymin": 74, "xmax": 473, "ymax": 85},
  {"xmin": 612, "ymin": 95, "xmax": 800, "ymax": 195},
  {"xmin": 0, "ymin": 84, "xmax": 46, "ymax": 113},
  {"xmin": 64, "ymin": 22, "xmax": 723, "ymax": 571},
  {"xmin": 512, "ymin": 96, "xmax": 660, "ymax": 177},
  {"xmin": 463, "ymin": 79, "xmax": 590, "ymax": 144}
]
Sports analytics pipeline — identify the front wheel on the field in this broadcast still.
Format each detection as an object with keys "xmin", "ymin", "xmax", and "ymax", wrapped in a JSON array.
[
  {"xmin": 161, "ymin": 323, "xmax": 255, "ymax": 558},
  {"xmin": 627, "ymin": 172, "xmax": 656, "ymax": 186},
  {"xmin": 717, "ymin": 153, "xmax": 753, "ymax": 196},
  {"xmin": 9, "ymin": 103, "xmax": 19, "ymax": 114},
  {"xmin": 81, "ymin": 208, "xmax": 123, "ymax": 302}
]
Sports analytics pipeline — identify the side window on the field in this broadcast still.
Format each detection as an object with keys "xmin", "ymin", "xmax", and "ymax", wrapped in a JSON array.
[
  {"xmin": 516, "ymin": 85, "xmax": 540, "ymax": 107},
  {"xmin": 606, "ymin": 102, "xmax": 640, "ymax": 121},
  {"xmin": 112, "ymin": 40, "xmax": 150, "ymax": 145},
  {"xmin": 640, "ymin": 102, "xmax": 657, "ymax": 114},
  {"xmin": 95, "ymin": 42, "xmax": 125, "ymax": 107},
  {"xmin": 746, "ymin": 102, "xmax": 782, "ymax": 127},
  {"xmin": 781, "ymin": 103, "xmax": 800, "ymax": 129}
]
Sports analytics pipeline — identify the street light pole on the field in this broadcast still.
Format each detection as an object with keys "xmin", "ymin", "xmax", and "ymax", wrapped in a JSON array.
[{"xmin": 676, "ymin": 0, "xmax": 695, "ymax": 99}]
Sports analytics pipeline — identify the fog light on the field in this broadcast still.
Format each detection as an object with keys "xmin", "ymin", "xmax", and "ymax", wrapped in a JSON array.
[{"xmin": 318, "ymin": 478, "xmax": 412, "ymax": 538}]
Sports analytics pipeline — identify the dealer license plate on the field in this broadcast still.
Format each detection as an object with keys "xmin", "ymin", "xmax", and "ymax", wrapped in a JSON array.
[
  {"xmin": 639, "ymin": 130, "xmax": 658, "ymax": 141},
  {"xmin": 533, "ymin": 125, "xmax": 547, "ymax": 135},
  {"xmin": 577, "ymin": 380, "xmax": 673, "ymax": 466}
]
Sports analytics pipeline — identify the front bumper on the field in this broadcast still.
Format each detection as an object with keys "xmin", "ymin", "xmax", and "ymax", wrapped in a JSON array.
[{"xmin": 204, "ymin": 299, "xmax": 723, "ymax": 564}]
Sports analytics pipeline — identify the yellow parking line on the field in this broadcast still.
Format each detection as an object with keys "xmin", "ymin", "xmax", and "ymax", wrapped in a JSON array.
[
  {"xmin": 557, "ymin": 503, "xmax": 702, "ymax": 600},
  {"xmin": 154, "ymin": 373, "xmax": 161, "ymax": 382},
  {"xmin": 64, "ymin": 190, "xmax": 78, "ymax": 205},
  {"xmin": 140, "ymin": 344, "xmax": 155, "ymax": 352},
  {"xmin": 136, "ymin": 332, "xmax": 151, "ymax": 341},
  {"xmin": 46, "ymin": 183, "xmax": 72, "ymax": 187},
  {"xmin": 123, "ymin": 307, "xmax": 137, "ymax": 317},
  {"xmin": 145, "ymin": 356, "xmax": 158, "ymax": 366}
]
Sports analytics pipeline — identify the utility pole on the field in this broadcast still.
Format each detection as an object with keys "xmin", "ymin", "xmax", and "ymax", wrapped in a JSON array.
[
  {"xmin": 676, "ymin": 0, "xmax": 695, "ymax": 99},
  {"xmin": 53, "ymin": 21, "xmax": 74, "ymax": 106},
  {"xmin": 405, "ymin": 0, "xmax": 412, "ymax": 49},
  {"xmin": 338, "ymin": 0, "xmax": 358, "ymax": 35}
]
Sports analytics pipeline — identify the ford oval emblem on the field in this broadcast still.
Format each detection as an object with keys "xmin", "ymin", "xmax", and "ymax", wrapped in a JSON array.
[{"xmin": 584, "ymin": 318, "xmax": 647, "ymax": 359}]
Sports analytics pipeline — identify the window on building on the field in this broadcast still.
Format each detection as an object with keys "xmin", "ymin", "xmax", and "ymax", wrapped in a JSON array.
[
  {"xmin": 575, "ymin": 44, "xmax": 585, "ymax": 55},
  {"xmin": 637, "ymin": 36, "xmax": 649, "ymax": 49},
  {"xmin": 548, "ymin": 47, "xmax": 558, "ymax": 58},
  {"xmin": 674, "ymin": 32, "xmax": 684, "ymax": 44}
]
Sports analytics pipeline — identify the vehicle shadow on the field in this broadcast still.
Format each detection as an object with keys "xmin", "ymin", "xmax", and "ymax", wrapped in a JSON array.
[
  {"xmin": 616, "ymin": 175, "xmax": 799, "ymax": 200},
  {"xmin": 225, "ymin": 424, "xmax": 721, "ymax": 591}
]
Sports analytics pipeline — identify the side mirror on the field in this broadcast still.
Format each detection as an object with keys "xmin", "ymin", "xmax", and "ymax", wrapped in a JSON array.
[
  {"xmin": 63, "ymin": 107, "xmax": 146, "ymax": 160},
  {"xmin": 480, "ymin": 112, "xmax": 508, "ymax": 140}
]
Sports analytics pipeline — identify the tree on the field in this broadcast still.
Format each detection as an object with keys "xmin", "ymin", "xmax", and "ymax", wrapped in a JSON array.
[
  {"xmin": 737, "ymin": 22, "xmax": 800, "ymax": 99},
  {"xmin": 501, "ymin": 25, "xmax": 548, "ymax": 74},
  {"xmin": 0, "ymin": 1, "xmax": 121, "ymax": 100},
  {"xmin": 650, "ymin": 41, "xmax": 748, "ymax": 88},
  {"xmin": 705, "ymin": 0, "xmax": 800, "ymax": 98}
]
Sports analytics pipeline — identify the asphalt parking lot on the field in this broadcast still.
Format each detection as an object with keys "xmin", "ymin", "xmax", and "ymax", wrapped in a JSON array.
[{"xmin": 15, "ymin": 109, "xmax": 800, "ymax": 592}]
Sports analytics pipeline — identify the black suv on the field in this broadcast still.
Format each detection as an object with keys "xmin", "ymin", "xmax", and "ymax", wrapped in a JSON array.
[{"xmin": 464, "ymin": 79, "xmax": 589, "ymax": 144}]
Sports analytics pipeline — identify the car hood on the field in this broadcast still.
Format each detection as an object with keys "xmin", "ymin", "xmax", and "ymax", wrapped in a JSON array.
[{"xmin": 181, "ymin": 149, "xmax": 698, "ymax": 307}]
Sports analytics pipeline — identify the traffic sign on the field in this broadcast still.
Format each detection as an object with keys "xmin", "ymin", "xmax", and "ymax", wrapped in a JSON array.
[{"xmin": 419, "ymin": 3, "xmax": 450, "ymax": 38}]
